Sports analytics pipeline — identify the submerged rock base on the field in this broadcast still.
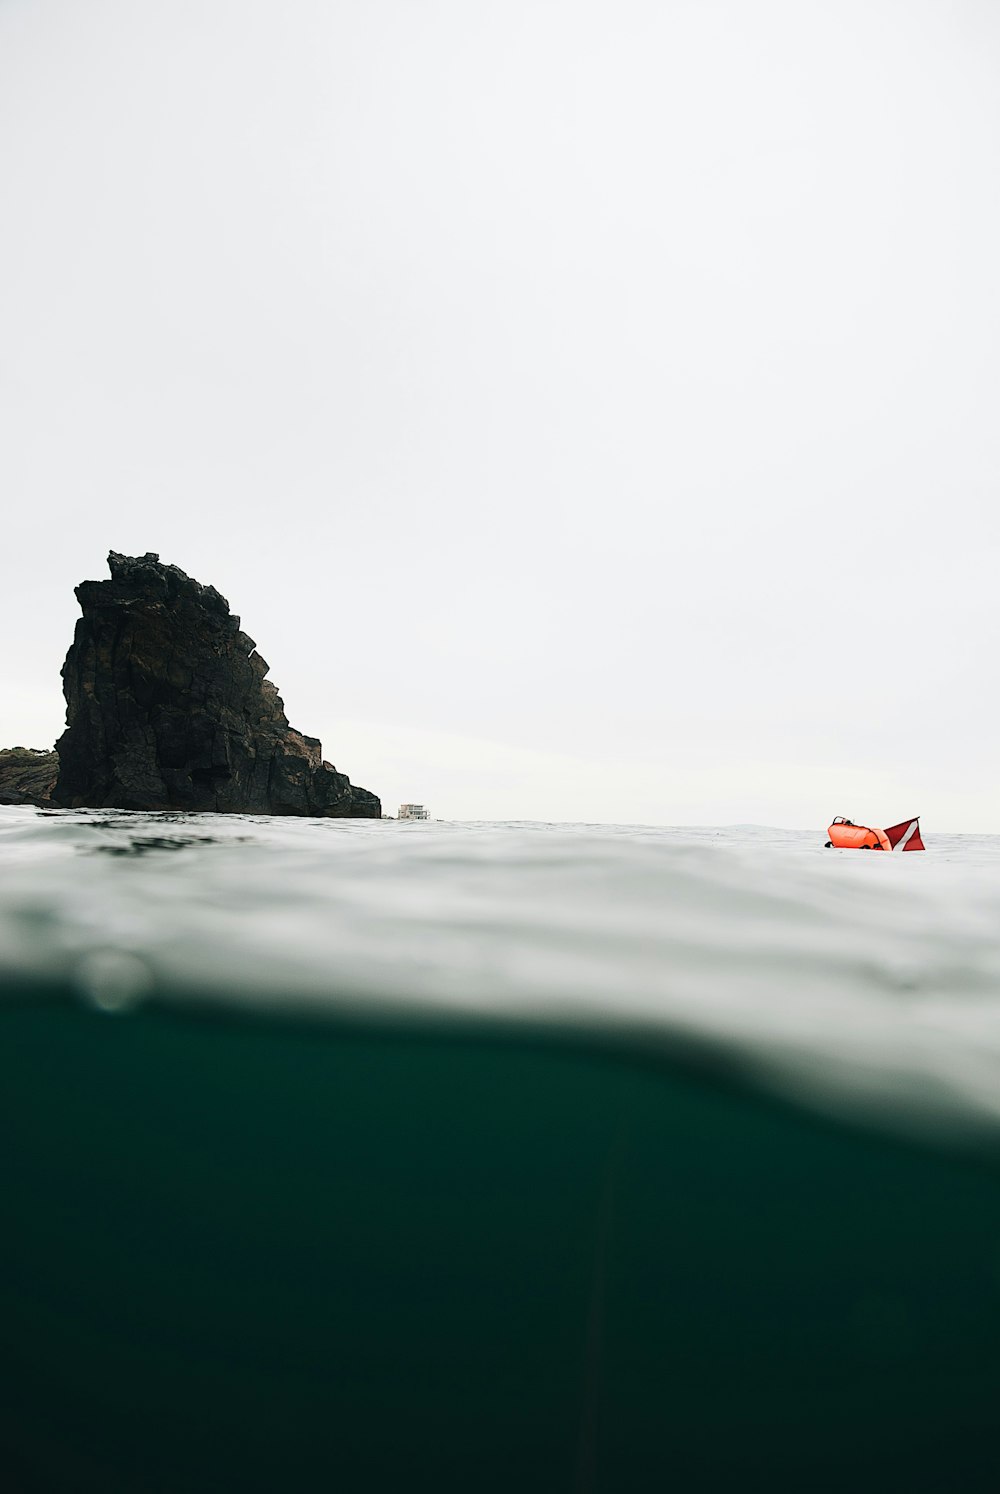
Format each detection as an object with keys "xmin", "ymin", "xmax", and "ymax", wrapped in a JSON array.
[{"xmin": 22, "ymin": 550, "xmax": 379, "ymax": 817}]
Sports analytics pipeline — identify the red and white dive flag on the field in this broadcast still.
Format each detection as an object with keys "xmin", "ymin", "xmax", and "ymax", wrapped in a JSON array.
[{"xmin": 883, "ymin": 817, "xmax": 925, "ymax": 852}]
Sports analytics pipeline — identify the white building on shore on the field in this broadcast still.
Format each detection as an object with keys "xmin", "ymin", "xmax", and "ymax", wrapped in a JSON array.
[{"xmin": 397, "ymin": 803, "xmax": 429, "ymax": 820}]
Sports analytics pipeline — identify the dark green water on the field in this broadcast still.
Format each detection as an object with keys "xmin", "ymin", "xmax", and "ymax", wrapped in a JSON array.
[{"xmin": 3, "ymin": 994, "xmax": 1000, "ymax": 1492}]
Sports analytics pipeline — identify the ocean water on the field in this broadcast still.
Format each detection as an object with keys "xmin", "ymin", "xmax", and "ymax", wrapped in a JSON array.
[{"xmin": 3, "ymin": 809, "xmax": 1000, "ymax": 1490}]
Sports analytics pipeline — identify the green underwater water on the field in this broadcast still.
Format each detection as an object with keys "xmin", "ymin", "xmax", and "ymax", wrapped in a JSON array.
[{"xmin": 4, "ymin": 994, "xmax": 1000, "ymax": 1493}]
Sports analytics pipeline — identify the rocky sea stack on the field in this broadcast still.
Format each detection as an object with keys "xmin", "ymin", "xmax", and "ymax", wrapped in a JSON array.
[{"xmin": 1, "ymin": 552, "xmax": 379, "ymax": 817}]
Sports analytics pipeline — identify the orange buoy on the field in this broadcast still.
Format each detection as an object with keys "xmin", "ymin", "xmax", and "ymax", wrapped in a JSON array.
[
  {"xmin": 827, "ymin": 818, "xmax": 890, "ymax": 850},
  {"xmin": 825, "ymin": 816, "xmax": 923, "ymax": 851}
]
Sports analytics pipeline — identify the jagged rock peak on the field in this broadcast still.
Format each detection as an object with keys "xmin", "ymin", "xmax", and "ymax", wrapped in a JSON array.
[
  {"xmin": 52, "ymin": 551, "xmax": 380, "ymax": 818},
  {"xmin": 98, "ymin": 551, "xmax": 233, "ymax": 619}
]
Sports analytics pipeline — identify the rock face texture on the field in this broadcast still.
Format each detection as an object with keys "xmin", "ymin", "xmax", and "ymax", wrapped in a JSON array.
[
  {"xmin": 0, "ymin": 748, "xmax": 59, "ymax": 807},
  {"xmin": 50, "ymin": 551, "xmax": 380, "ymax": 817}
]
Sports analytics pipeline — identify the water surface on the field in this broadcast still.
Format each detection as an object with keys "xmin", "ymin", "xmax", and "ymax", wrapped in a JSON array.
[{"xmin": 3, "ymin": 811, "xmax": 1000, "ymax": 1490}]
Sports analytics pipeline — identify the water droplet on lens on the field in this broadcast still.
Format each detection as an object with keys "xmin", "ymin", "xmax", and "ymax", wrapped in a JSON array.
[{"xmin": 75, "ymin": 949, "xmax": 153, "ymax": 1013}]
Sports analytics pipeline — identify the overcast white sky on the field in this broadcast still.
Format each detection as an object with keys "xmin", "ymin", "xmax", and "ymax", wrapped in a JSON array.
[{"xmin": 2, "ymin": 0, "xmax": 998, "ymax": 827}]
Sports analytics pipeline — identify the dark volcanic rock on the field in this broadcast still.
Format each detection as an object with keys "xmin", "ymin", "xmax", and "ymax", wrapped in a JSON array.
[
  {"xmin": 0, "ymin": 747, "xmax": 59, "ymax": 807},
  {"xmin": 51, "ymin": 551, "xmax": 380, "ymax": 817}
]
